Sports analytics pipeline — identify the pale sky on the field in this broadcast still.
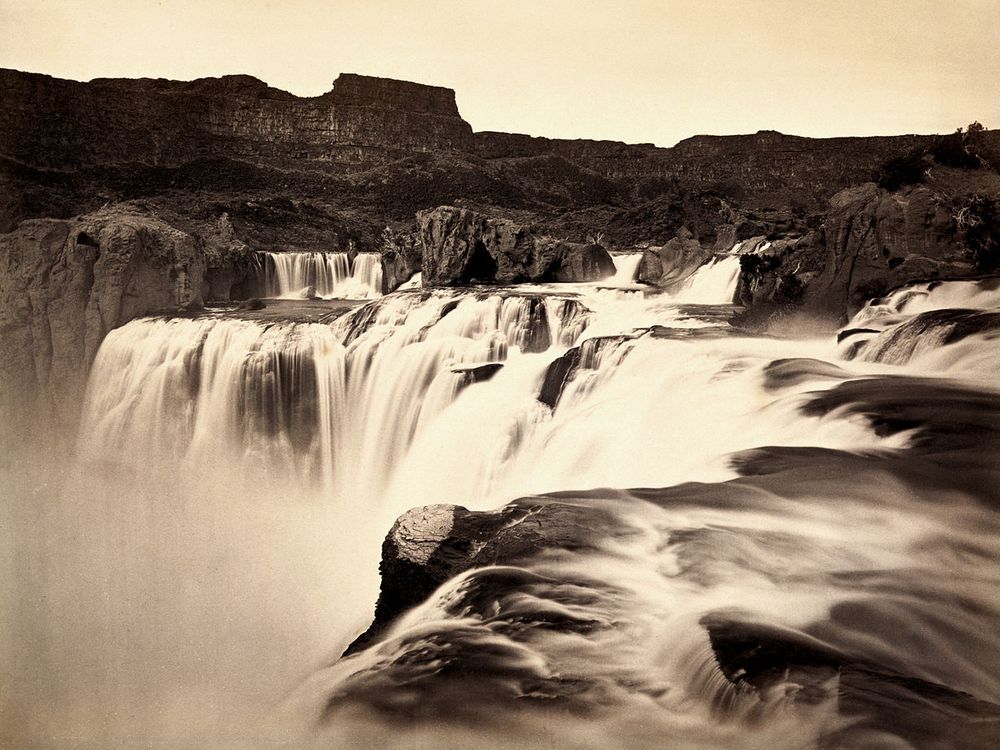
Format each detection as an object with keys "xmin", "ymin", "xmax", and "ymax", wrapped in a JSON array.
[{"xmin": 1, "ymin": 0, "xmax": 998, "ymax": 146}]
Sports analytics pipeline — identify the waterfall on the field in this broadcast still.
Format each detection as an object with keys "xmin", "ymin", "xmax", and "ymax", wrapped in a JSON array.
[
  {"xmin": 17, "ymin": 270, "xmax": 1000, "ymax": 749},
  {"xmin": 668, "ymin": 255, "xmax": 741, "ymax": 304},
  {"xmin": 76, "ymin": 292, "xmax": 592, "ymax": 503},
  {"xmin": 839, "ymin": 278, "xmax": 1000, "ymax": 371},
  {"xmin": 260, "ymin": 251, "xmax": 383, "ymax": 299}
]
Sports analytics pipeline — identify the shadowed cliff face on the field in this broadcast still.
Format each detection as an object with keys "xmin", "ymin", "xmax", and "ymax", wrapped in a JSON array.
[
  {"xmin": 0, "ymin": 209, "xmax": 233, "ymax": 446},
  {"xmin": 0, "ymin": 70, "xmax": 474, "ymax": 172},
  {"xmin": 733, "ymin": 169, "xmax": 1000, "ymax": 327}
]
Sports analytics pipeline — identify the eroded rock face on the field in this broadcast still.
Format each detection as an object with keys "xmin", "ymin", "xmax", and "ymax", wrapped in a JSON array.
[
  {"xmin": 734, "ymin": 180, "xmax": 994, "ymax": 327},
  {"xmin": 0, "ymin": 69, "xmax": 474, "ymax": 172},
  {"xmin": 377, "ymin": 227, "xmax": 423, "ymax": 292},
  {"xmin": 418, "ymin": 206, "xmax": 615, "ymax": 286},
  {"xmin": 636, "ymin": 228, "xmax": 714, "ymax": 288},
  {"xmin": 0, "ymin": 209, "xmax": 206, "ymax": 443}
]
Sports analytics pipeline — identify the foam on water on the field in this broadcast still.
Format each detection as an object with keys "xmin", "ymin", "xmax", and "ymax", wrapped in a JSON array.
[
  {"xmin": 260, "ymin": 250, "xmax": 384, "ymax": 299},
  {"xmin": 8, "ymin": 252, "xmax": 1000, "ymax": 748}
]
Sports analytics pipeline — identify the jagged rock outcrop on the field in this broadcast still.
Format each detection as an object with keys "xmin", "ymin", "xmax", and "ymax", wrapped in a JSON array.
[
  {"xmin": 344, "ymin": 498, "xmax": 621, "ymax": 655},
  {"xmin": 377, "ymin": 226, "xmax": 422, "ymax": 292},
  {"xmin": 0, "ymin": 208, "xmax": 216, "ymax": 443},
  {"xmin": 418, "ymin": 206, "xmax": 615, "ymax": 286},
  {"xmin": 734, "ymin": 176, "xmax": 1000, "ymax": 327}
]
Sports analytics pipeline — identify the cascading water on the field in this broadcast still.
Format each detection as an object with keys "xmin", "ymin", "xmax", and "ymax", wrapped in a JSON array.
[
  {"xmin": 9, "ymin": 250, "xmax": 1000, "ymax": 749},
  {"xmin": 607, "ymin": 251, "xmax": 644, "ymax": 286},
  {"xmin": 669, "ymin": 254, "xmax": 742, "ymax": 304},
  {"xmin": 838, "ymin": 277, "xmax": 1000, "ymax": 373},
  {"xmin": 260, "ymin": 251, "xmax": 384, "ymax": 299}
]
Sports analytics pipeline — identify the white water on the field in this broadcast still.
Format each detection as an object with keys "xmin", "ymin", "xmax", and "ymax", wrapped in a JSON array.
[
  {"xmin": 851, "ymin": 277, "xmax": 1000, "ymax": 326},
  {"xmin": 669, "ymin": 255, "xmax": 741, "ymax": 304},
  {"xmin": 261, "ymin": 250, "xmax": 384, "ymax": 299},
  {"xmin": 7, "ymin": 254, "xmax": 1000, "ymax": 748},
  {"xmin": 607, "ymin": 252, "xmax": 644, "ymax": 286},
  {"xmin": 839, "ymin": 277, "xmax": 1000, "ymax": 375}
]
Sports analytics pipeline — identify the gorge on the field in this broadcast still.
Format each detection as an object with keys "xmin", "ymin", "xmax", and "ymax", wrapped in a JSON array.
[{"xmin": 2, "ymin": 68, "xmax": 1000, "ymax": 750}]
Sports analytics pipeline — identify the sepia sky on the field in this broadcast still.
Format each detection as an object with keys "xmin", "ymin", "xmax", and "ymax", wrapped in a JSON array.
[{"xmin": 2, "ymin": 0, "xmax": 998, "ymax": 146}]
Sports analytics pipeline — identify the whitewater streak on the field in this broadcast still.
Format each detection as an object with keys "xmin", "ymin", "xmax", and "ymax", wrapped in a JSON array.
[
  {"xmin": 260, "ymin": 250, "xmax": 384, "ymax": 299},
  {"xmin": 23, "ymin": 254, "xmax": 1000, "ymax": 748}
]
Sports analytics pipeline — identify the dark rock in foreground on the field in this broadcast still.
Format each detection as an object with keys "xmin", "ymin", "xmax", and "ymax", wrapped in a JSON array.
[{"xmin": 327, "ymin": 374, "xmax": 1000, "ymax": 746}]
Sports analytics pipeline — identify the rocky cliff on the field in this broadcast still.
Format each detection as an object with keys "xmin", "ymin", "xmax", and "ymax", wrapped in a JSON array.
[
  {"xmin": 2, "ymin": 66, "xmax": 998, "ymax": 425},
  {"xmin": 0, "ymin": 69, "xmax": 474, "ymax": 172},
  {"xmin": 0, "ymin": 207, "xmax": 253, "ymax": 447},
  {"xmin": 733, "ymin": 166, "xmax": 1000, "ymax": 327}
]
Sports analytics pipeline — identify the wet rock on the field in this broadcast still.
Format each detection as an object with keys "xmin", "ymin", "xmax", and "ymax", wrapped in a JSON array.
[
  {"xmin": 848, "ymin": 308, "xmax": 1000, "ymax": 364},
  {"xmin": 344, "ymin": 497, "xmax": 621, "ymax": 656},
  {"xmin": 837, "ymin": 326, "xmax": 880, "ymax": 343},
  {"xmin": 636, "ymin": 228, "xmax": 714, "ymax": 288},
  {"xmin": 452, "ymin": 362, "xmax": 504, "ymax": 388},
  {"xmin": 538, "ymin": 335, "xmax": 633, "ymax": 409},
  {"xmin": 704, "ymin": 613, "xmax": 1000, "ymax": 749},
  {"xmin": 538, "ymin": 347, "xmax": 583, "ymax": 409}
]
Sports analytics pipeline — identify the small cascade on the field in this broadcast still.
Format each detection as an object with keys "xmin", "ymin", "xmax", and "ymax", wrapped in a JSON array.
[
  {"xmin": 259, "ymin": 251, "xmax": 383, "ymax": 299},
  {"xmin": 607, "ymin": 252, "xmax": 644, "ymax": 287},
  {"xmin": 344, "ymin": 253, "xmax": 384, "ymax": 298},
  {"xmin": 851, "ymin": 277, "xmax": 1000, "ymax": 327},
  {"xmin": 396, "ymin": 272, "xmax": 422, "ymax": 290},
  {"xmin": 668, "ymin": 256, "xmax": 741, "ymax": 304},
  {"xmin": 840, "ymin": 278, "xmax": 1000, "ymax": 370}
]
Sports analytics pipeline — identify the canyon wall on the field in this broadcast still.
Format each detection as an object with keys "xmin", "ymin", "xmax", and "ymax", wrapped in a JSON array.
[
  {"xmin": 474, "ymin": 129, "xmax": 940, "ymax": 207},
  {"xmin": 1, "ymin": 67, "xmax": 967, "ymax": 211},
  {"xmin": 0, "ymin": 70, "xmax": 474, "ymax": 170}
]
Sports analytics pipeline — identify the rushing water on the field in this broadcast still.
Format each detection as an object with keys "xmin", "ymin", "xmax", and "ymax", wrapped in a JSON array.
[
  {"xmin": 4, "ymin": 257, "xmax": 1000, "ymax": 749},
  {"xmin": 260, "ymin": 250, "xmax": 384, "ymax": 299}
]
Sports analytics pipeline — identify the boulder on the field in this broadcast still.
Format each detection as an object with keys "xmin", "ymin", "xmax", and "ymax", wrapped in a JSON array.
[
  {"xmin": 636, "ymin": 227, "xmax": 714, "ymax": 287},
  {"xmin": 343, "ymin": 497, "xmax": 620, "ymax": 656},
  {"xmin": 417, "ymin": 206, "xmax": 615, "ymax": 286}
]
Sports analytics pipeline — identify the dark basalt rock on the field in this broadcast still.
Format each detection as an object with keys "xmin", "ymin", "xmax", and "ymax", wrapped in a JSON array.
[
  {"xmin": 636, "ymin": 227, "xmax": 714, "ymax": 288},
  {"xmin": 849, "ymin": 308, "xmax": 1000, "ymax": 364},
  {"xmin": 452, "ymin": 362, "xmax": 504, "ymax": 388},
  {"xmin": 343, "ymin": 498, "xmax": 621, "ymax": 656},
  {"xmin": 538, "ymin": 346, "xmax": 583, "ymax": 409},
  {"xmin": 538, "ymin": 335, "xmax": 635, "ymax": 409},
  {"xmin": 418, "ymin": 206, "xmax": 615, "ymax": 286},
  {"xmin": 733, "ymin": 179, "xmax": 1000, "ymax": 327},
  {"xmin": 837, "ymin": 326, "xmax": 880, "ymax": 343},
  {"xmin": 704, "ymin": 614, "xmax": 1000, "ymax": 748},
  {"xmin": 236, "ymin": 297, "xmax": 266, "ymax": 311}
]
